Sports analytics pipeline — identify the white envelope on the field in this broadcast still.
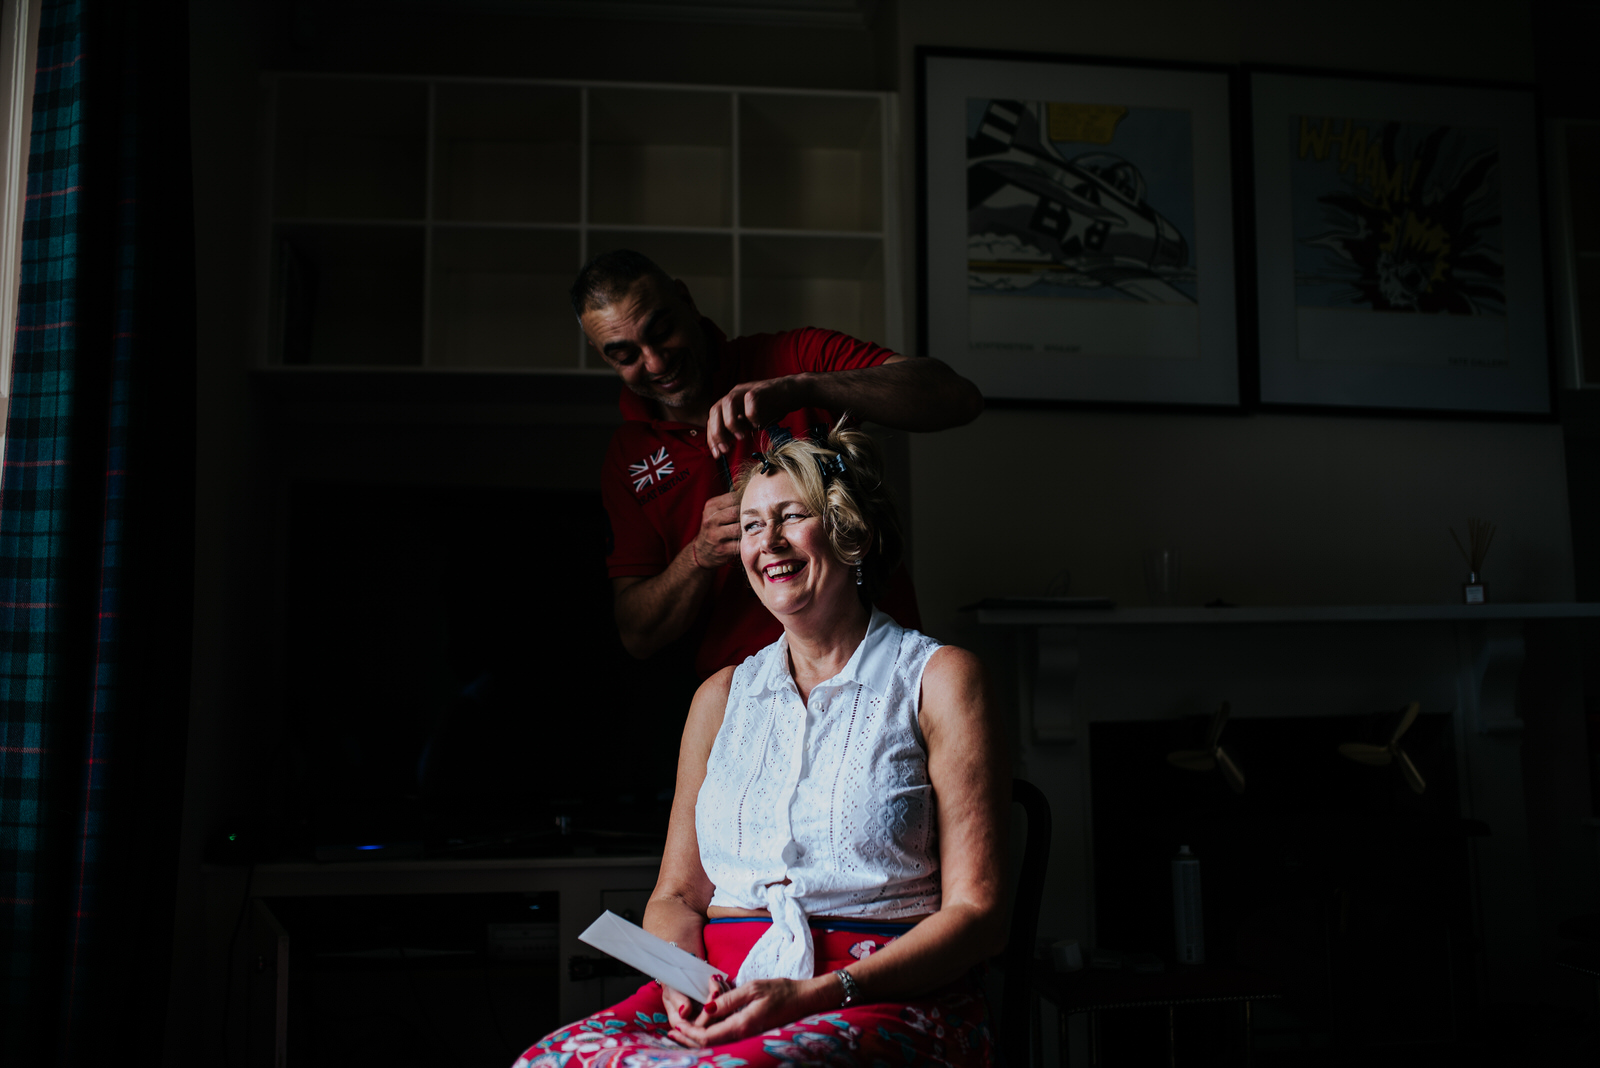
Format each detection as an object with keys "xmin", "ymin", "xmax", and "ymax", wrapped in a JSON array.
[{"xmin": 578, "ymin": 910, "xmax": 730, "ymax": 998}]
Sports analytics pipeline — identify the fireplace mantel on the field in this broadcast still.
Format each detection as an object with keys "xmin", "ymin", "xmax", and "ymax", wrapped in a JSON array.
[
  {"xmin": 973, "ymin": 600, "xmax": 1600, "ymax": 627},
  {"xmin": 976, "ymin": 598, "xmax": 1599, "ymax": 1005},
  {"xmin": 972, "ymin": 601, "xmax": 1600, "ymax": 741}
]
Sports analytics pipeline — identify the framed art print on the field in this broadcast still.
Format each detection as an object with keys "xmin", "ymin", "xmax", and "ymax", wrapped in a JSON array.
[
  {"xmin": 1250, "ymin": 71, "xmax": 1550, "ymax": 414},
  {"xmin": 919, "ymin": 49, "xmax": 1240, "ymax": 406}
]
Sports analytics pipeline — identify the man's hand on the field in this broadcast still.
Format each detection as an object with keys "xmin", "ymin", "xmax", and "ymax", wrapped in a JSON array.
[
  {"xmin": 611, "ymin": 492, "xmax": 740, "ymax": 658},
  {"xmin": 691, "ymin": 492, "xmax": 741, "ymax": 569},
  {"xmin": 705, "ymin": 376, "xmax": 808, "ymax": 458},
  {"xmin": 702, "ymin": 356, "xmax": 982, "ymax": 460}
]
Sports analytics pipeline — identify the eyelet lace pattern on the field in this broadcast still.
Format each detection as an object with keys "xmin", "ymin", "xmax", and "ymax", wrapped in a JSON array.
[{"xmin": 696, "ymin": 609, "xmax": 942, "ymax": 982}]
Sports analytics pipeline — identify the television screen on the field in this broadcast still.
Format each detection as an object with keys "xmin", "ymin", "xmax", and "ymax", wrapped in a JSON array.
[{"xmin": 281, "ymin": 482, "xmax": 694, "ymax": 858}]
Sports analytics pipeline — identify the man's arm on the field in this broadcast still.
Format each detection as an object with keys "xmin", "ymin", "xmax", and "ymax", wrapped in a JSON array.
[
  {"xmin": 613, "ymin": 490, "xmax": 741, "ymax": 659},
  {"xmin": 704, "ymin": 354, "xmax": 983, "ymax": 458}
]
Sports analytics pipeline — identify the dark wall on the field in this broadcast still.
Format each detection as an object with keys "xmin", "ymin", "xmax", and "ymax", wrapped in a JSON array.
[
  {"xmin": 1535, "ymin": 0, "xmax": 1600, "ymax": 119},
  {"xmin": 274, "ymin": 0, "xmax": 893, "ymax": 90}
]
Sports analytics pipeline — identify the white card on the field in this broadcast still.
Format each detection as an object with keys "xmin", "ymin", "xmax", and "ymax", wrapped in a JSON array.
[{"xmin": 578, "ymin": 910, "xmax": 730, "ymax": 997}]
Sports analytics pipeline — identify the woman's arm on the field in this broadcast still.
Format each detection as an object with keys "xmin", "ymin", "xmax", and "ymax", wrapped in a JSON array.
[
  {"xmin": 841, "ymin": 645, "xmax": 1010, "ymax": 989},
  {"xmin": 644, "ymin": 667, "xmax": 734, "ymax": 1024},
  {"xmin": 671, "ymin": 646, "xmax": 1008, "ymax": 1045}
]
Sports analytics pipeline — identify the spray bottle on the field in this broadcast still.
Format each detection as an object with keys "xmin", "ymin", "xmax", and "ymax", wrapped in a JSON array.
[{"xmin": 1172, "ymin": 845, "xmax": 1205, "ymax": 964}]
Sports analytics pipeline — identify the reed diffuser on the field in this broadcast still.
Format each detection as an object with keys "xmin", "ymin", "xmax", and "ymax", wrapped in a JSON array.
[{"xmin": 1450, "ymin": 518, "xmax": 1496, "ymax": 605}]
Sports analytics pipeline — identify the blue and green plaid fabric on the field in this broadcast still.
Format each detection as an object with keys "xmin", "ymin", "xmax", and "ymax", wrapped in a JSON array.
[
  {"xmin": 1, "ymin": 0, "xmax": 89, "ymax": 1031},
  {"xmin": 1, "ymin": 0, "xmax": 195, "ymax": 1059}
]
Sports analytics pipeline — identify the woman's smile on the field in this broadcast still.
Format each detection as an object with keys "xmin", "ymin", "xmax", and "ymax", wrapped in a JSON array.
[{"xmin": 740, "ymin": 469, "xmax": 851, "ymax": 615}]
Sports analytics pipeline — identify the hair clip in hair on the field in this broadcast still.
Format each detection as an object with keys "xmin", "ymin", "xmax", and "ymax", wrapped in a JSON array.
[
  {"xmin": 815, "ymin": 453, "xmax": 847, "ymax": 483},
  {"xmin": 751, "ymin": 451, "xmax": 775, "ymax": 476}
]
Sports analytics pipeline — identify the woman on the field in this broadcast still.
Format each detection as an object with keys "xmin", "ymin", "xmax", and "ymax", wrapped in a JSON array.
[{"xmin": 514, "ymin": 424, "xmax": 1007, "ymax": 1068}]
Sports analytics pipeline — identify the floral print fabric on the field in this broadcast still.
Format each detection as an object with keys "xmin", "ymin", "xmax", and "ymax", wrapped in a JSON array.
[{"xmin": 512, "ymin": 925, "xmax": 993, "ymax": 1068}]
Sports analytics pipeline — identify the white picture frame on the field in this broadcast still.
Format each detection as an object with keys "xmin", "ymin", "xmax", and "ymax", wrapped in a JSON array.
[{"xmin": 920, "ymin": 49, "xmax": 1240, "ymax": 406}]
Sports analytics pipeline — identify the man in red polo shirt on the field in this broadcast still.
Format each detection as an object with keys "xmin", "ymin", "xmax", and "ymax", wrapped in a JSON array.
[{"xmin": 577, "ymin": 250, "xmax": 984, "ymax": 679}]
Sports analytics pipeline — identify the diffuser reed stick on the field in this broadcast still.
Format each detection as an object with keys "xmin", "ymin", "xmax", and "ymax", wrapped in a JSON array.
[{"xmin": 1450, "ymin": 517, "xmax": 1496, "ymax": 574}]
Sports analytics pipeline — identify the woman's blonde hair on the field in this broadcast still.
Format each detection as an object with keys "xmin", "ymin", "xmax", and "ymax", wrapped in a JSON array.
[{"xmin": 733, "ymin": 418, "xmax": 903, "ymax": 604}]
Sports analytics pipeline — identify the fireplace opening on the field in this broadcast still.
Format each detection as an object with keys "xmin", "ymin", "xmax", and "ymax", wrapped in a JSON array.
[{"xmin": 1090, "ymin": 711, "xmax": 1476, "ymax": 1051}]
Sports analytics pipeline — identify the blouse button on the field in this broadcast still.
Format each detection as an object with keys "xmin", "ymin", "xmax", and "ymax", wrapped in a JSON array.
[{"xmin": 690, "ymin": 430, "xmax": 698, "ymax": 436}]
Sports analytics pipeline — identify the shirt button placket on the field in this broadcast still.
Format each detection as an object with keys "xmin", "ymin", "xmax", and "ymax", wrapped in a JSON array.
[{"xmin": 776, "ymin": 690, "xmax": 806, "ymax": 850}]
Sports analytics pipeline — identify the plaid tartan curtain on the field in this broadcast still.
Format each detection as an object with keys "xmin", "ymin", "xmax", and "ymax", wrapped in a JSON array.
[{"xmin": 0, "ymin": 0, "xmax": 195, "ymax": 1062}]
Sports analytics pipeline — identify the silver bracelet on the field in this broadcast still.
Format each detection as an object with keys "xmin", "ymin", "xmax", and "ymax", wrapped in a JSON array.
[{"xmin": 834, "ymin": 968, "xmax": 861, "ymax": 1006}]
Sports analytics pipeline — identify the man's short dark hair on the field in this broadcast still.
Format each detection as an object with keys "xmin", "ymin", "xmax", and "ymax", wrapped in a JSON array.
[{"xmin": 569, "ymin": 249, "xmax": 672, "ymax": 318}]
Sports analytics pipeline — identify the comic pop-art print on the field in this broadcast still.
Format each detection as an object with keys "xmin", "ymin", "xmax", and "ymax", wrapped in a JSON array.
[
  {"xmin": 966, "ymin": 99, "xmax": 1198, "ymax": 306},
  {"xmin": 1289, "ymin": 116, "xmax": 1505, "ymax": 320},
  {"xmin": 1250, "ymin": 71, "xmax": 1547, "ymax": 413}
]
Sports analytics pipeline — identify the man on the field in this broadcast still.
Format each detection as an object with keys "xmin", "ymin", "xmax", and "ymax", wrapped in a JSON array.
[{"xmin": 576, "ymin": 249, "xmax": 983, "ymax": 679}]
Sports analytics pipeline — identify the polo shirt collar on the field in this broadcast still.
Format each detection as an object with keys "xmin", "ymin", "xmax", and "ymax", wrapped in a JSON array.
[
  {"xmin": 844, "ymin": 608, "xmax": 902, "ymax": 696},
  {"xmin": 616, "ymin": 317, "xmax": 729, "ymax": 425},
  {"xmin": 765, "ymin": 607, "xmax": 900, "ymax": 698}
]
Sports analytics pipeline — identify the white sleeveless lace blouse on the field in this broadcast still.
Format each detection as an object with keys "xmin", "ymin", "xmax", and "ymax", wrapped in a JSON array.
[{"xmin": 696, "ymin": 608, "xmax": 943, "ymax": 984}]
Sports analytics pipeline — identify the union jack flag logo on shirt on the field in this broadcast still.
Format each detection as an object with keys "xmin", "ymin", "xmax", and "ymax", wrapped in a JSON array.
[{"xmin": 629, "ymin": 447, "xmax": 675, "ymax": 493}]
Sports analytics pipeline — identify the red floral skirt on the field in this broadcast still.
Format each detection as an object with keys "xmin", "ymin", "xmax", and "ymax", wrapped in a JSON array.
[{"xmin": 512, "ymin": 919, "xmax": 993, "ymax": 1068}]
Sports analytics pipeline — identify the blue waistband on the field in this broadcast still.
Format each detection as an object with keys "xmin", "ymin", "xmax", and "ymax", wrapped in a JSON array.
[{"xmin": 706, "ymin": 917, "xmax": 915, "ymax": 936}]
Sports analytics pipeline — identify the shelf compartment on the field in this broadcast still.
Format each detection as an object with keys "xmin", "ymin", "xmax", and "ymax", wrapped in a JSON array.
[
  {"xmin": 740, "ymin": 234, "xmax": 884, "ymax": 345},
  {"xmin": 740, "ymin": 94, "xmax": 882, "ymax": 233},
  {"xmin": 274, "ymin": 224, "xmax": 425, "ymax": 367},
  {"xmin": 274, "ymin": 79, "xmax": 427, "ymax": 220},
  {"xmin": 435, "ymin": 84, "xmax": 581, "ymax": 224},
  {"xmin": 430, "ymin": 227, "xmax": 581, "ymax": 369},
  {"xmin": 588, "ymin": 89, "xmax": 731, "ymax": 228},
  {"xmin": 586, "ymin": 230, "xmax": 734, "ymax": 334}
]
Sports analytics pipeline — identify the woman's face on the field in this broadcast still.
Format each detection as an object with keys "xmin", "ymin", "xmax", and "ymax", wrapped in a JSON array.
[{"xmin": 740, "ymin": 469, "xmax": 853, "ymax": 621}]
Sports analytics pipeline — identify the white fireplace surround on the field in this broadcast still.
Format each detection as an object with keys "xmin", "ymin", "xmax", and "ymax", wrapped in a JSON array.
[{"xmin": 979, "ymin": 602, "xmax": 1600, "ymax": 1005}]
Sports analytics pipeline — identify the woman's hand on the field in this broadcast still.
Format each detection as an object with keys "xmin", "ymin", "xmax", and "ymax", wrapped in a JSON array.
[
  {"xmin": 668, "ymin": 977, "xmax": 829, "ymax": 1048},
  {"xmin": 660, "ymin": 976, "xmax": 727, "ymax": 1035},
  {"xmin": 659, "ymin": 984, "xmax": 700, "ymax": 1032}
]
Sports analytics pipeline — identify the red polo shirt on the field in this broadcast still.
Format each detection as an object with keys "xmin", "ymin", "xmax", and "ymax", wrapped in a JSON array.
[{"xmin": 601, "ymin": 320, "xmax": 922, "ymax": 678}]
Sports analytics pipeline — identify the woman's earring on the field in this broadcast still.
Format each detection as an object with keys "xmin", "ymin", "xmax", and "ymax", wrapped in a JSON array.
[{"xmin": 855, "ymin": 565, "xmax": 863, "ymax": 586}]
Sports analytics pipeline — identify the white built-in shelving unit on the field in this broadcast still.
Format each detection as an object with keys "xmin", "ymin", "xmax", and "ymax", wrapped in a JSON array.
[{"xmin": 261, "ymin": 73, "xmax": 899, "ymax": 372}]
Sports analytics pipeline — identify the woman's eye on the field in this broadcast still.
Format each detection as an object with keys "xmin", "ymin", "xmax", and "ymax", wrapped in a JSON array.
[{"xmin": 743, "ymin": 522, "xmax": 761, "ymax": 534}]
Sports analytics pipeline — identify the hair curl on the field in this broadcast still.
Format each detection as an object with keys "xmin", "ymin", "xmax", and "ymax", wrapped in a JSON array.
[{"xmin": 733, "ymin": 418, "xmax": 903, "ymax": 605}]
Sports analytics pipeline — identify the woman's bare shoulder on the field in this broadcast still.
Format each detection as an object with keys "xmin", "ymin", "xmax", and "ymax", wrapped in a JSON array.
[
  {"xmin": 684, "ymin": 665, "xmax": 738, "ymax": 743},
  {"xmin": 918, "ymin": 646, "xmax": 1006, "ymax": 807},
  {"xmin": 917, "ymin": 646, "xmax": 989, "ymax": 729},
  {"xmin": 921, "ymin": 645, "xmax": 985, "ymax": 693},
  {"xmin": 695, "ymin": 664, "xmax": 738, "ymax": 705}
]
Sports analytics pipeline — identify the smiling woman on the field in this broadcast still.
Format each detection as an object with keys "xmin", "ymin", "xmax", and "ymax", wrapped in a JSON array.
[
  {"xmin": 734, "ymin": 420, "xmax": 903, "ymax": 617},
  {"xmin": 509, "ymin": 425, "xmax": 1008, "ymax": 1068}
]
